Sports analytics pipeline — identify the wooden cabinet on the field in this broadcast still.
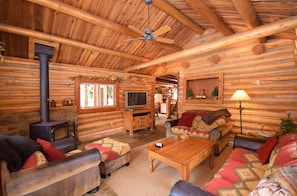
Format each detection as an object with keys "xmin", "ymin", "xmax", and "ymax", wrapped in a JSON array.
[
  {"xmin": 184, "ymin": 73, "xmax": 223, "ymax": 104},
  {"xmin": 124, "ymin": 108, "xmax": 153, "ymax": 136}
]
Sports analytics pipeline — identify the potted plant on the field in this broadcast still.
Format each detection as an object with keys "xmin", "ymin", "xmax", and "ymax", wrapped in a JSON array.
[
  {"xmin": 186, "ymin": 88, "xmax": 193, "ymax": 99},
  {"xmin": 0, "ymin": 42, "xmax": 5, "ymax": 64},
  {"xmin": 279, "ymin": 112, "xmax": 296, "ymax": 136},
  {"xmin": 211, "ymin": 86, "xmax": 218, "ymax": 99}
]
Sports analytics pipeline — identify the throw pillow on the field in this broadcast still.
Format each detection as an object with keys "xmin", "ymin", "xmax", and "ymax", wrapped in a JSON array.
[
  {"xmin": 22, "ymin": 151, "xmax": 48, "ymax": 170},
  {"xmin": 192, "ymin": 116, "xmax": 226, "ymax": 131},
  {"xmin": 256, "ymin": 136, "xmax": 278, "ymax": 164},
  {"xmin": 37, "ymin": 138, "xmax": 66, "ymax": 161},
  {"xmin": 250, "ymin": 165, "xmax": 297, "ymax": 196},
  {"xmin": 178, "ymin": 112, "xmax": 197, "ymax": 127}
]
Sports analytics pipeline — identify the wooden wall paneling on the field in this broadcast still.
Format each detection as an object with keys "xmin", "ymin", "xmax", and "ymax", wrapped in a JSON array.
[
  {"xmin": 177, "ymin": 31, "xmax": 297, "ymax": 136},
  {"xmin": 0, "ymin": 58, "xmax": 155, "ymax": 140}
]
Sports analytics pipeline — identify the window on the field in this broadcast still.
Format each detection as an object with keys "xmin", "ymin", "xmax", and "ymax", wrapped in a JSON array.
[{"xmin": 75, "ymin": 78, "xmax": 119, "ymax": 113}]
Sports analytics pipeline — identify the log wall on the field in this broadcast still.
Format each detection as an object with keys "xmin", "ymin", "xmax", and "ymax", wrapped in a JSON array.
[
  {"xmin": 177, "ymin": 30, "xmax": 297, "ymax": 136},
  {"xmin": 0, "ymin": 58, "xmax": 155, "ymax": 142}
]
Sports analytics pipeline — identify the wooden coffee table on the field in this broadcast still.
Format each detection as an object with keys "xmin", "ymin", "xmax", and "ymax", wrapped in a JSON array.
[{"xmin": 146, "ymin": 135, "xmax": 215, "ymax": 181}]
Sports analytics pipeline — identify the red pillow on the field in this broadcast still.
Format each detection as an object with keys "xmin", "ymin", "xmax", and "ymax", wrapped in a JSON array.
[
  {"xmin": 22, "ymin": 151, "xmax": 47, "ymax": 169},
  {"xmin": 37, "ymin": 138, "xmax": 66, "ymax": 161},
  {"xmin": 178, "ymin": 112, "xmax": 197, "ymax": 127},
  {"xmin": 256, "ymin": 136, "xmax": 278, "ymax": 164}
]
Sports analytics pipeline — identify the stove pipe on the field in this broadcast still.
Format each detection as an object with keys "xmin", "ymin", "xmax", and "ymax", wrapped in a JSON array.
[{"xmin": 35, "ymin": 43, "xmax": 54, "ymax": 122}]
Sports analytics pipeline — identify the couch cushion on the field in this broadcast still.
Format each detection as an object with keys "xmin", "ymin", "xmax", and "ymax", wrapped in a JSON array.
[
  {"xmin": 22, "ymin": 151, "xmax": 48, "ymax": 170},
  {"xmin": 177, "ymin": 111, "xmax": 206, "ymax": 127},
  {"xmin": 187, "ymin": 128, "xmax": 210, "ymax": 139},
  {"xmin": 277, "ymin": 132, "xmax": 297, "ymax": 148},
  {"xmin": 256, "ymin": 135, "xmax": 278, "ymax": 164},
  {"xmin": 250, "ymin": 164, "xmax": 297, "ymax": 196},
  {"xmin": 192, "ymin": 116, "xmax": 227, "ymax": 131},
  {"xmin": 229, "ymin": 148, "xmax": 263, "ymax": 168},
  {"xmin": 273, "ymin": 140, "xmax": 297, "ymax": 166},
  {"xmin": 215, "ymin": 159, "xmax": 264, "ymax": 187},
  {"xmin": 171, "ymin": 126, "xmax": 191, "ymax": 135},
  {"xmin": 37, "ymin": 138, "xmax": 66, "ymax": 161},
  {"xmin": 203, "ymin": 177, "xmax": 251, "ymax": 196}
]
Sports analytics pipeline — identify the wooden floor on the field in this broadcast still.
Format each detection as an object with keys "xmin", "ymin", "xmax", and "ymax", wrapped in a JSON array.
[{"xmin": 81, "ymin": 113, "xmax": 170, "ymax": 149}]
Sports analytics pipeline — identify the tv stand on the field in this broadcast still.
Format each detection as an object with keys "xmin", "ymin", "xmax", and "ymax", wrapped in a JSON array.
[{"xmin": 124, "ymin": 108, "xmax": 153, "ymax": 136}]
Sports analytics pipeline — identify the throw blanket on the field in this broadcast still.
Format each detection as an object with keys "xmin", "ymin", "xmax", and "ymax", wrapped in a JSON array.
[
  {"xmin": 201, "ymin": 109, "xmax": 231, "ymax": 125},
  {"xmin": 0, "ymin": 134, "xmax": 42, "ymax": 172}
]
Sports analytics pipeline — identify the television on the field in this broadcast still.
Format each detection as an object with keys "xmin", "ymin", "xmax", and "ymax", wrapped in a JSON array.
[{"xmin": 125, "ymin": 91, "xmax": 148, "ymax": 109}]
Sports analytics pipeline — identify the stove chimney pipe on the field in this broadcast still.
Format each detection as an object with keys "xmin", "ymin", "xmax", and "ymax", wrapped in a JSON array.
[{"xmin": 35, "ymin": 43, "xmax": 54, "ymax": 122}]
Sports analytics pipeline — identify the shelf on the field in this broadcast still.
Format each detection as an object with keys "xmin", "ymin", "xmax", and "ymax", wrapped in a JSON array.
[
  {"xmin": 50, "ymin": 105, "xmax": 76, "ymax": 110},
  {"xmin": 184, "ymin": 73, "xmax": 223, "ymax": 104}
]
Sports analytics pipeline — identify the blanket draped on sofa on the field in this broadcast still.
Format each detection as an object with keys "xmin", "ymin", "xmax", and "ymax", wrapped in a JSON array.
[{"xmin": 0, "ymin": 134, "xmax": 42, "ymax": 172}]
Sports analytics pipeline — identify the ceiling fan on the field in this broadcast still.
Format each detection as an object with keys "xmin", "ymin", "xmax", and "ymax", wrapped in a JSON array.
[{"xmin": 127, "ymin": 0, "xmax": 174, "ymax": 44}]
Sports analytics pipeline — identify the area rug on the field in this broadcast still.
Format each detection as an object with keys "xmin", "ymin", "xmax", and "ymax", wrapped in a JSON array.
[{"xmin": 102, "ymin": 141, "xmax": 232, "ymax": 196}]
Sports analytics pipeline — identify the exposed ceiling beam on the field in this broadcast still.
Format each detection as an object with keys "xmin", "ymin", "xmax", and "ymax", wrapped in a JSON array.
[
  {"xmin": 152, "ymin": 0, "xmax": 204, "ymax": 35},
  {"xmin": 232, "ymin": 0, "xmax": 261, "ymax": 29},
  {"xmin": 125, "ymin": 16, "xmax": 297, "ymax": 71},
  {"xmin": 0, "ymin": 24, "xmax": 150, "ymax": 63},
  {"xmin": 232, "ymin": 0, "xmax": 265, "ymax": 42},
  {"xmin": 184, "ymin": 0, "xmax": 234, "ymax": 36},
  {"xmin": 25, "ymin": 0, "xmax": 181, "ymax": 52}
]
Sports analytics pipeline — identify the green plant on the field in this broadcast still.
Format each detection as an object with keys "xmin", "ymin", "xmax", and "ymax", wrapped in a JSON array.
[
  {"xmin": 279, "ymin": 113, "xmax": 296, "ymax": 136},
  {"xmin": 186, "ymin": 88, "xmax": 193, "ymax": 98},
  {"xmin": 0, "ymin": 42, "xmax": 5, "ymax": 64},
  {"xmin": 155, "ymin": 89, "xmax": 162, "ymax": 94},
  {"xmin": 211, "ymin": 86, "xmax": 218, "ymax": 97}
]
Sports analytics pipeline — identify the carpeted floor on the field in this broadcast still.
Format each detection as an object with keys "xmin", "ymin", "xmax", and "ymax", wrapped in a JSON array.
[
  {"xmin": 85, "ymin": 114, "xmax": 232, "ymax": 195},
  {"xmin": 95, "ymin": 141, "xmax": 232, "ymax": 196},
  {"xmin": 87, "ymin": 114, "xmax": 169, "ymax": 195}
]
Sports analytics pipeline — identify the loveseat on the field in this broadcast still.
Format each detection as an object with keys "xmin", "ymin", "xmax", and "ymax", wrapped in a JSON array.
[
  {"xmin": 0, "ymin": 135, "xmax": 101, "ymax": 196},
  {"xmin": 164, "ymin": 109, "xmax": 233, "ymax": 155},
  {"xmin": 169, "ymin": 133, "xmax": 297, "ymax": 196}
]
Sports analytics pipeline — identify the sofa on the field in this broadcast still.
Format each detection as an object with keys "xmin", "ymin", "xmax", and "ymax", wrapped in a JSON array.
[
  {"xmin": 0, "ymin": 135, "xmax": 101, "ymax": 196},
  {"xmin": 164, "ymin": 109, "xmax": 233, "ymax": 155},
  {"xmin": 169, "ymin": 133, "xmax": 297, "ymax": 196}
]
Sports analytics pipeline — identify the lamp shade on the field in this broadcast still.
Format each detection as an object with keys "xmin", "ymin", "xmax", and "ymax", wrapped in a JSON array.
[{"xmin": 230, "ymin": 90, "xmax": 251, "ymax": 101}]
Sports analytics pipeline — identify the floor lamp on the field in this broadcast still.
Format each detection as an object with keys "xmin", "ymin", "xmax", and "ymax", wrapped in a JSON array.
[{"xmin": 231, "ymin": 90, "xmax": 251, "ymax": 134}]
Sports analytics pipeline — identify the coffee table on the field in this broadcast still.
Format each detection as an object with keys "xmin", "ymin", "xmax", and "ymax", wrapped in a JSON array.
[{"xmin": 146, "ymin": 135, "xmax": 215, "ymax": 181}]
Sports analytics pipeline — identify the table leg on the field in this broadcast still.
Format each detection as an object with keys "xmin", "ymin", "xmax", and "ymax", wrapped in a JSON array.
[
  {"xmin": 181, "ymin": 165, "xmax": 190, "ymax": 181},
  {"xmin": 209, "ymin": 146, "xmax": 214, "ymax": 169},
  {"xmin": 148, "ymin": 152, "xmax": 154, "ymax": 173}
]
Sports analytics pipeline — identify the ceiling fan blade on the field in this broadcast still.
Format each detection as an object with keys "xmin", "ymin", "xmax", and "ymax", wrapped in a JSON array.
[
  {"xmin": 123, "ymin": 37, "xmax": 145, "ymax": 42},
  {"xmin": 155, "ymin": 37, "xmax": 175, "ymax": 44},
  {"xmin": 153, "ymin": 25, "xmax": 171, "ymax": 37},
  {"xmin": 128, "ymin": 25, "xmax": 144, "ymax": 36}
]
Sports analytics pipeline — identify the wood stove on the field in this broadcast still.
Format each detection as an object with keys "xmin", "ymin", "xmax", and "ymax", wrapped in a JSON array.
[{"xmin": 30, "ymin": 43, "xmax": 69, "ymax": 141}]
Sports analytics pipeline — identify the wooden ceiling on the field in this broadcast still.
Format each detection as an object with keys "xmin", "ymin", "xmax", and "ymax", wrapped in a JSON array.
[{"xmin": 1, "ymin": 0, "xmax": 297, "ymax": 76}]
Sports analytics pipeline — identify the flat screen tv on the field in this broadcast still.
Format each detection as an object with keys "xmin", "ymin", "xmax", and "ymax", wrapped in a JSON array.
[{"xmin": 125, "ymin": 91, "xmax": 148, "ymax": 109}]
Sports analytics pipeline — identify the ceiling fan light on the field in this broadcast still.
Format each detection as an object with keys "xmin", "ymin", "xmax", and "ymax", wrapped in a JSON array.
[{"xmin": 145, "ymin": 0, "xmax": 152, "ymax": 5}]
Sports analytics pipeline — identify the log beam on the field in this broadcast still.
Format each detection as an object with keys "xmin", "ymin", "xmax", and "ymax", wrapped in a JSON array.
[
  {"xmin": 152, "ymin": 0, "xmax": 204, "ymax": 35},
  {"xmin": 125, "ymin": 16, "xmax": 297, "ymax": 72},
  {"xmin": 25, "ymin": 0, "xmax": 181, "ymax": 52},
  {"xmin": 0, "ymin": 24, "xmax": 150, "ymax": 63},
  {"xmin": 185, "ymin": 0, "xmax": 233, "ymax": 36},
  {"xmin": 232, "ymin": 0, "xmax": 266, "ymax": 43}
]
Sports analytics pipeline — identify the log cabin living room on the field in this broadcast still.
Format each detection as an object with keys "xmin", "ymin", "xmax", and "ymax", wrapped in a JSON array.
[{"xmin": 1, "ymin": 0, "xmax": 297, "ymax": 195}]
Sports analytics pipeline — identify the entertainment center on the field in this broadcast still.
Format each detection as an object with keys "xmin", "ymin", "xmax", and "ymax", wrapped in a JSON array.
[
  {"xmin": 124, "ymin": 108, "xmax": 153, "ymax": 136},
  {"xmin": 123, "ymin": 91, "xmax": 153, "ymax": 136}
]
